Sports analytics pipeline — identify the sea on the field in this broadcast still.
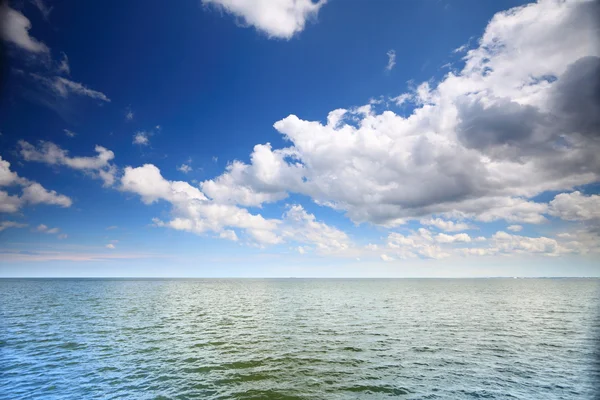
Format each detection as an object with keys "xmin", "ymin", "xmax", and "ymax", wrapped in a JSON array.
[{"xmin": 1, "ymin": 278, "xmax": 599, "ymax": 399}]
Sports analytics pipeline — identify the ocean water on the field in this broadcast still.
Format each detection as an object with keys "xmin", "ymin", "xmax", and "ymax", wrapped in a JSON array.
[{"xmin": 1, "ymin": 278, "xmax": 599, "ymax": 399}]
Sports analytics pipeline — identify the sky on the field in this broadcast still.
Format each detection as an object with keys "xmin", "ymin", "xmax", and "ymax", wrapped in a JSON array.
[{"xmin": 0, "ymin": 0, "xmax": 599, "ymax": 278}]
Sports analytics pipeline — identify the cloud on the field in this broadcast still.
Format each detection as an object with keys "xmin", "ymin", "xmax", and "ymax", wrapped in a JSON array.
[
  {"xmin": 380, "ymin": 254, "xmax": 394, "ymax": 262},
  {"xmin": 31, "ymin": 0, "xmax": 53, "ymax": 21},
  {"xmin": 202, "ymin": 0, "xmax": 326, "ymax": 39},
  {"xmin": 21, "ymin": 183, "xmax": 72, "ymax": 207},
  {"xmin": 126, "ymin": 108, "xmax": 134, "ymax": 121},
  {"xmin": 122, "ymin": 163, "xmax": 352, "ymax": 250},
  {"xmin": 0, "ymin": 155, "xmax": 72, "ymax": 212},
  {"xmin": 199, "ymin": 0, "xmax": 599, "ymax": 230},
  {"xmin": 0, "ymin": 250, "xmax": 161, "ymax": 262},
  {"xmin": 0, "ymin": 221, "xmax": 27, "ymax": 232},
  {"xmin": 385, "ymin": 229, "xmax": 451, "ymax": 260},
  {"xmin": 30, "ymin": 74, "xmax": 110, "ymax": 102},
  {"xmin": 435, "ymin": 232, "xmax": 471, "ymax": 243},
  {"xmin": 106, "ymin": 243, "xmax": 115, "ymax": 249},
  {"xmin": 0, "ymin": 3, "xmax": 49, "ymax": 53},
  {"xmin": 19, "ymin": 141, "xmax": 117, "ymax": 186},
  {"xmin": 133, "ymin": 131, "xmax": 149, "ymax": 146},
  {"xmin": 64, "ymin": 129, "xmax": 76, "ymax": 138},
  {"xmin": 57, "ymin": 233, "xmax": 68, "ymax": 239},
  {"xmin": 420, "ymin": 218, "xmax": 470, "ymax": 232},
  {"xmin": 507, "ymin": 225, "xmax": 523, "ymax": 232},
  {"xmin": 201, "ymin": 143, "xmax": 299, "ymax": 207},
  {"xmin": 178, "ymin": 163, "xmax": 192, "ymax": 174},
  {"xmin": 385, "ymin": 50, "xmax": 396, "ymax": 71},
  {"xmin": 57, "ymin": 52, "xmax": 70, "ymax": 75},
  {"xmin": 549, "ymin": 191, "xmax": 600, "ymax": 221},
  {"xmin": 35, "ymin": 224, "xmax": 62, "ymax": 235}
]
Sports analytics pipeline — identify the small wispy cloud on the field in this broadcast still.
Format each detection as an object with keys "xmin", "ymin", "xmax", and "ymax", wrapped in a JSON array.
[
  {"xmin": 125, "ymin": 106, "xmax": 134, "ymax": 121},
  {"xmin": 0, "ymin": 221, "xmax": 27, "ymax": 232},
  {"xmin": 64, "ymin": 129, "xmax": 76, "ymax": 137},
  {"xmin": 385, "ymin": 49, "xmax": 396, "ymax": 71},
  {"xmin": 133, "ymin": 131, "xmax": 149, "ymax": 146},
  {"xmin": 31, "ymin": 0, "xmax": 53, "ymax": 21},
  {"xmin": 34, "ymin": 224, "xmax": 61, "ymax": 235},
  {"xmin": 57, "ymin": 52, "xmax": 70, "ymax": 75}
]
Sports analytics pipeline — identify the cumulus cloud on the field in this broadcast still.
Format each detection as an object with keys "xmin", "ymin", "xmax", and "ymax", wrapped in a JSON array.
[
  {"xmin": 385, "ymin": 50, "xmax": 396, "ymax": 71},
  {"xmin": 202, "ymin": 0, "xmax": 326, "ymax": 39},
  {"xmin": 19, "ymin": 141, "xmax": 117, "ymax": 186},
  {"xmin": 122, "ymin": 163, "xmax": 352, "ymax": 251},
  {"xmin": 200, "ymin": 0, "xmax": 599, "ymax": 231},
  {"xmin": 0, "ymin": 155, "xmax": 72, "ymax": 212},
  {"xmin": 385, "ymin": 229, "xmax": 451, "ymax": 260},
  {"xmin": 21, "ymin": 183, "xmax": 72, "ymax": 207},
  {"xmin": 420, "ymin": 218, "xmax": 470, "ymax": 232},
  {"xmin": 0, "ymin": 3, "xmax": 48, "ymax": 53},
  {"xmin": 549, "ymin": 191, "xmax": 600, "ymax": 221},
  {"xmin": 507, "ymin": 225, "xmax": 523, "ymax": 232},
  {"xmin": 435, "ymin": 232, "xmax": 471, "ymax": 243},
  {"xmin": 106, "ymin": 243, "xmax": 115, "ymax": 249}
]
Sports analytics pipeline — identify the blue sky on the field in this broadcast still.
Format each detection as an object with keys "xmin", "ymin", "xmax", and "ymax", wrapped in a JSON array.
[{"xmin": 0, "ymin": 0, "xmax": 599, "ymax": 277}]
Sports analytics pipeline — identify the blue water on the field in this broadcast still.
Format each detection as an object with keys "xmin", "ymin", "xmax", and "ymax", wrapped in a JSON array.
[{"xmin": 1, "ymin": 278, "xmax": 599, "ymax": 399}]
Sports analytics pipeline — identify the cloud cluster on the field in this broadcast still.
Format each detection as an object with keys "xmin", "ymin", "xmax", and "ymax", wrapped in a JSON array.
[
  {"xmin": 197, "ymin": 0, "xmax": 599, "ymax": 230},
  {"xmin": 19, "ymin": 141, "xmax": 117, "ymax": 186},
  {"xmin": 0, "ymin": 156, "xmax": 72, "ymax": 213},
  {"xmin": 121, "ymin": 163, "xmax": 350, "ymax": 252},
  {"xmin": 202, "ymin": 0, "xmax": 326, "ymax": 39}
]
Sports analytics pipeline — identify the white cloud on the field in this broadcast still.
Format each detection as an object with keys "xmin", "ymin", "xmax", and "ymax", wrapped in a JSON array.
[
  {"xmin": 0, "ymin": 155, "xmax": 72, "ymax": 212},
  {"xmin": 421, "ymin": 218, "xmax": 470, "ymax": 232},
  {"xmin": 549, "ymin": 191, "xmax": 600, "ymax": 221},
  {"xmin": 386, "ymin": 229, "xmax": 451, "ymax": 259},
  {"xmin": 0, "ymin": 191, "xmax": 22, "ymax": 213},
  {"xmin": 30, "ymin": 74, "xmax": 110, "ymax": 102},
  {"xmin": 57, "ymin": 233, "xmax": 68, "ymax": 239},
  {"xmin": 106, "ymin": 243, "xmax": 116, "ymax": 249},
  {"xmin": 435, "ymin": 232, "xmax": 471, "ymax": 243},
  {"xmin": 64, "ymin": 129, "xmax": 76, "ymax": 138},
  {"xmin": 19, "ymin": 141, "xmax": 117, "ymax": 187},
  {"xmin": 133, "ymin": 132, "xmax": 149, "ymax": 146},
  {"xmin": 122, "ymin": 163, "xmax": 353, "ymax": 251},
  {"xmin": 178, "ymin": 163, "xmax": 192, "ymax": 174},
  {"xmin": 219, "ymin": 230, "xmax": 238, "ymax": 241},
  {"xmin": 21, "ymin": 183, "xmax": 72, "ymax": 207},
  {"xmin": 0, "ymin": 221, "xmax": 27, "ymax": 232},
  {"xmin": 35, "ymin": 224, "xmax": 61, "ymax": 235},
  {"xmin": 199, "ymin": 0, "xmax": 599, "ymax": 231},
  {"xmin": 202, "ymin": 0, "xmax": 326, "ymax": 39},
  {"xmin": 31, "ymin": 0, "xmax": 53, "ymax": 21},
  {"xmin": 507, "ymin": 224, "xmax": 523, "ymax": 232},
  {"xmin": 0, "ymin": 4, "xmax": 48, "ymax": 53},
  {"xmin": 385, "ymin": 50, "xmax": 396, "ymax": 71},
  {"xmin": 126, "ymin": 107, "xmax": 134, "ymax": 121},
  {"xmin": 57, "ymin": 52, "xmax": 70, "ymax": 75},
  {"xmin": 380, "ymin": 254, "xmax": 394, "ymax": 262}
]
